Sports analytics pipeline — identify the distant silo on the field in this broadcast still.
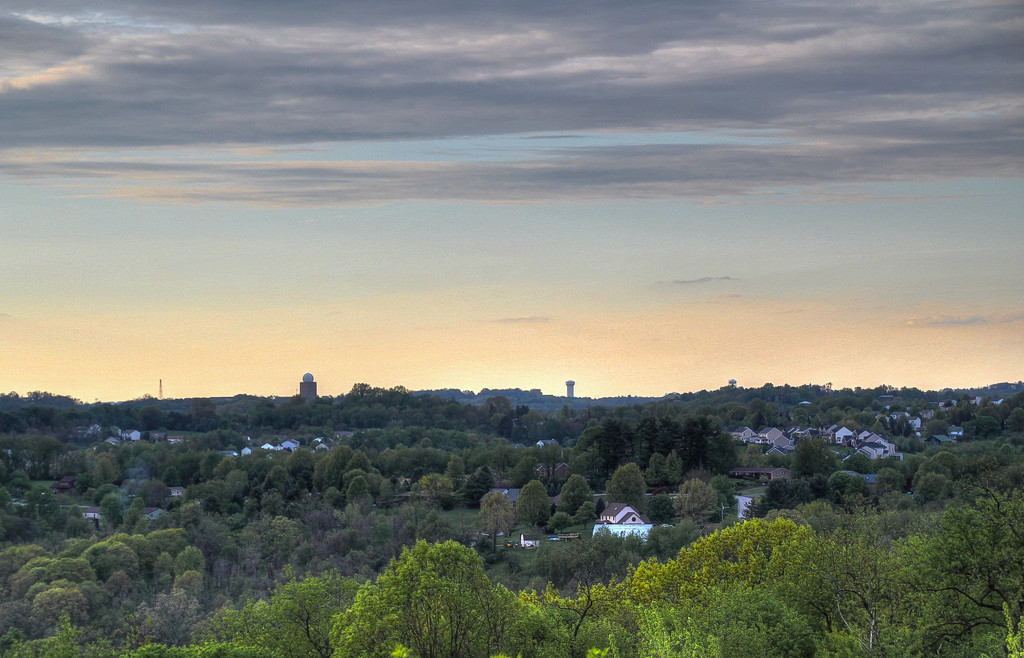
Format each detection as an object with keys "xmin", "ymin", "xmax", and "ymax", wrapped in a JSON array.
[
  {"xmin": 566, "ymin": 380, "xmax": 575, "ymax": 398},
  {"xmin": 300, "ymin": 373, "xmax": 318, "ymax": 400},
  {"xmin": 729, "ymin": 379, "xmax": 737, "ymax": 387}
]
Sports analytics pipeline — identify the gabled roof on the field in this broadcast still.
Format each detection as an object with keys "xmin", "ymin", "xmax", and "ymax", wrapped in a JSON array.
[
  {"xmin": 600, "ymin": 503, "xmax": 651, "ymax": 524},
  {"xmin": 483, "ymin": 488, "xmax": 521, "ymax": 504}
]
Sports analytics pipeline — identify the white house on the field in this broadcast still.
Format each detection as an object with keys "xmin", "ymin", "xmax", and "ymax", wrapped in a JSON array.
[
  {"xmin": 857, "ymin": 437, "xmax": 900, "ymax": 460},
  {"xmin": 520, "ymin": 533, "xmax": 541, "ymax": 549},
  {"xmin": 759, "ymin": 427, "xmax": 786, "ymax": 444},
  {"xmin": 730, "ymin": 427, "xmax": 758, "ymax": 442},
  {"xmin": 834, "ymin": 427, "xmax": 855, "ymax": 444},
  {"xmin": 281, "ymin": 439, "xmax": 301, "ymax": 451}
]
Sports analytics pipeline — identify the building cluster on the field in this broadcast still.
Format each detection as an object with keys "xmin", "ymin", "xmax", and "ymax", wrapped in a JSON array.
[{"xmin": 730, "ymin": 424, "xmax": 904, "ymax": 461}]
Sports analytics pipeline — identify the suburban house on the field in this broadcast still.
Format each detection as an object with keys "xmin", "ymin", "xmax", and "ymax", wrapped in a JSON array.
[
  {"xmin": 833, "ymin": 426, "xmax": 855, "ymax": 445},
  {"xmin": 759, "ymin": 427, "xmax": 786, "ymax": 444},
  {"xmin": 520, "ymin": 533, "xmax": 541, "ymax": 549},
  {"xmin": 599, "ymin": 503, "xmax": 650, "ymax": 525},
  {"xmin": 730, "ymin": 427, "xmax": 758, "ymax": 442},
  {"xmin": 765, "ymin": 445, "xmax": 794, "ymax": 457},
  {"xmin": 281, "ymin": 439, "xmax": 301, "ymax": 451},
  {"xmin": 121, "ymin": 429, "xmax": 142, "ymax": 442},
  {"xmin": 82, "ymin": 507, "xmax": 101, "ymax": 521},
  {"xmin": 948, "ymin": 426, "xmax": 964, "ymax": 439},
  {"xmin": 50, "ymin": 475, "xmax": 77, "ymax": 493},
  {"xmin": 143, "ymin": 507, "xmax": 164, "ymax": 520},
  {"xmin": 787, "ymin": 427, "xmax": 816, "ymax": 440},
  {"xmin": 728, "ymin": 467, "xmax": 791, "ymax": 481},
  {"xmin": 482, "ymin": 488, "xmax": 521, "ymax": 506},
  {"xmin": 536, "ymin": 462, "xmax": 571, "ymax": 480},
  {"xmin": 924, "ymin": 434, "xmax": 954, "ymax": 447},
  {"xmin": 856, "ymin": 437, "xmax": 900, "ymax": 460},
  {"xmin": 535, "ymin": 439, "xmax": 559, "ymax": 448},
  {"xmin": 840, "ymin": 470, "xmax": 878, "ymax": 492},
  {"xmin": 169, "ymin": 486, "xmax": 186, "ymax": 497}
]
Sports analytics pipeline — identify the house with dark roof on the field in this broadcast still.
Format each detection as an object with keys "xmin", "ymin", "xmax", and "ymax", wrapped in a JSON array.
[
  {"xmin": 924, "ymin": 434, "xmax": 954, "ymax": 447},
  {"xmin": 481, "ymin": 488, "xmax": 521, "ymax": 506},
  {"xmin": 50, "ymin": 475, "xmax": 77, "ymax": 493},
  {"xmin": 729, "ymin": 467, "xmax": 791, "ymax": 481},
  {"xmin": 598, "ymin": 503, "xmax": 650, "ymax": 525}
]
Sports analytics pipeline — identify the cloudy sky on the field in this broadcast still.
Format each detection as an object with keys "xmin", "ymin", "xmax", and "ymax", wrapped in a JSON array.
[{"xmin": 1, "ymin": 0, "xmax": 1022, "ymax": 402}]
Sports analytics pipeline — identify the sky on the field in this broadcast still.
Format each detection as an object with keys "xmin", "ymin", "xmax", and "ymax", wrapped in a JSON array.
[{"xmin": 1, "ymin": 0, "xmax": 1022, "ymax": 402}]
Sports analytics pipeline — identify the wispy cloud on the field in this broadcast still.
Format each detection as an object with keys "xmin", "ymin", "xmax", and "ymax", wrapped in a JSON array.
[
  {"xmin": 0, "ymin": 0, "xmax": 1019, "ymax": 208},
  {"xmin": 905, "ymin": 312, "xmax": 1024, "ymax": 328},
  {"xmin": 494, "ymin": 316, "xmax": 553, "ymax": 324},
  {"xmin": 670, "ymin": 276, "xmax": 736, "ymax": 285}
]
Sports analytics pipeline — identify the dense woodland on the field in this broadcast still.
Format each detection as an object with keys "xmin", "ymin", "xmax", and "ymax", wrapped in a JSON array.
[{"xmin": 0, "ymin": 382, "xmax": 1022, "ymax": 657}]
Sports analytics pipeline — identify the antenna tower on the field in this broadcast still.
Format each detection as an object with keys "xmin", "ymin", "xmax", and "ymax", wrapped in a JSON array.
[{"xmin": 159, "ymin": 379, "xmax": 163, "ymax": 399}]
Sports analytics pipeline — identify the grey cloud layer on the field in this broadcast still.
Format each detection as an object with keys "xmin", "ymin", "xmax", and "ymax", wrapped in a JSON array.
[{"xmin": 1, "ymin": 0, "xmax": 1021, "ymax": 202}]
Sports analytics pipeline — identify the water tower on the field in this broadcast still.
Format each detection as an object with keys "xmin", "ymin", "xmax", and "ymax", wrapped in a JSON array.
[
  {"xmin": 566, "ymin": 380, "xmax": 575, "ymax": 398},
  {"xmin": 300, "ymin": 373, "xmax": 318, "ymax": 400}
]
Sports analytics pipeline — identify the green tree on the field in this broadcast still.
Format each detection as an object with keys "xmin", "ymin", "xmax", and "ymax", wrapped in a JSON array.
[
  {"xmin": 518, "ymin": 480, "xmax": 551, "ymax": 528},
  {"xmin": 606, "ymin": 463, "xmax": 647, "ymax": 512},
  {"xmin": 138, "ymin": 404, "xmax": 165, "ymax": 431},
  {"xmin": 335, "ymin": 541, "xmax": 528, "ymax": 657},
  {"xmin": 843, "ymin": 452, "xmax": 872, "ymax": 474},
  {"xmin": 173, "ymin": 546, "xmax": 204, "ymax": 576},
  {"xmin": 875, "ymin": 467, "xmax": 906, "ymax": 495},
  {"xmin": 557, "ymin": 474, "xmax": 593, "ymax": 516},
  {"xmin": 791, "ymin": 438, "xmax": 840, "ymax": 480},
  {"xmin": 94, "ymin": 452, "xmax": 121, "ymax": 485},
  {"xmin": 674, "ymin": 479, "xmax": 718, "ymax": 522},
  {"xmin": 445, "ymin": 454, "xmax": 466, "ymax": 482},
  {"xmin": 549, "ymin": 512, "xmax": 573, "ymax": 534},
  {"xmin": 416, "ymin": 474, "xmax": 455, "ymax": 509},
  {"xmin": 99, "ymin": 492, "xmax": 124, "ymax": 527},
  {"xmin": 664, "ymin": 450, "xmax": 684, "ymax": 486},
  {"xmin": 346, "ymin": 474, "xmax": 372, "ymax": 506},
  {"xmin": 123, "ymin": 497, "xmax": 146, "ymax": 530},
  {"xmin": 214, "ymin": 569, "xmax": 359, "ymax": 658},
  {"xmin": 645, "ymin": 452, "xmax": 670, "ymax": 488},
  {"xmin": 912, "ymin": 489, "xmax": 1024, "ymax": 650},
  {"xmin": 31, "ymin": 586, "xmax": 89, "ymax": 626},
  {"xmin": 462, "ymin": 466, "xmax": 494, "ymax": 507},
  {"xmin": 510, "ymin": 456, "xmax": 539, "ymax": 488},
  {"xmin": 479, "ymin": 491, "xmax": 516, "ymax": 552},
  {"xmin": 741, "ymin": 444, "xmax": 767, "ymax": 468},
  {"xmin": 648, "ymin": 494, "xmax": 676, "ymax": 524},
  {"xmin": 801, "ymin": 518, "xmax": 914, "ymax": 656}
]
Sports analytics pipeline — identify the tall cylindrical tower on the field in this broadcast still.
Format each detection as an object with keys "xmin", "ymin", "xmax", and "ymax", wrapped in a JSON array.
[{"xmin": 566, "ymin": 380, "xmax": 575, "ymax": 398}]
